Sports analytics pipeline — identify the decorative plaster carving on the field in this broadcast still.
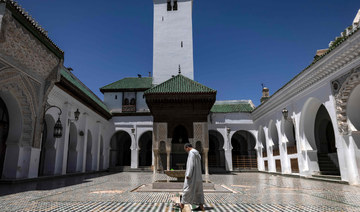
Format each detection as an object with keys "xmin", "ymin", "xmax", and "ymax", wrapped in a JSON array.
[
  {"xmin": 0, "ymin": 70, "xmax": 35, "ymax": 146},
  {"xmin": 335, "ymin": 67, "xmax": 360, "ymax": 134},
  {"xmin": 193, "ymin": 123, "xmax": 204, "ymax": 143},
  {"xmin": 0, "ymin": 13, "xmax": 59, "ymax": 79},
  {"xmin": 158, "ymin": 123, "xmax": 167, "ymax": 142}
]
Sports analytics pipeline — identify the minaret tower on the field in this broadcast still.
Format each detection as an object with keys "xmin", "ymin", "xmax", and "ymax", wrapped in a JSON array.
[{"xmin": 152, "ymin": 0, "xmax": 194, "ymax": 85}]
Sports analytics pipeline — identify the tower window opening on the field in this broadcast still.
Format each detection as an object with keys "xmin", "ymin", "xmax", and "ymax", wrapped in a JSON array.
[
  {"xmin": 115, "ymin": 95, "xmax": 117, "ymax": 100},
  {"xmin": 173, "ymin": 1, "xmax": 178, "ymax": 11},
  {"xmin": 167, "ymin": 1, "xmax": 172, "ymax": 11},
  {"xmin": 162, "ymin": 16, "xmax": 164, "ymax": 21},
  {"xmin": 181, "ymin": 41, "xmax": 183, "ymax": 48}
]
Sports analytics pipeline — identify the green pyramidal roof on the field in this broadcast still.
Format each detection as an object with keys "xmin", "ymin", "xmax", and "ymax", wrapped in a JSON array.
[
  {"xmin": 211, "ymin": 100, "xmax": 255, "ymax": 113},
  {"xmin": 100, "ymin": 77, "xmax": 153, "ymax": 92},
  {"xmin": 144, "ymin": 74, "xmax": 216, "ymax": 94}
]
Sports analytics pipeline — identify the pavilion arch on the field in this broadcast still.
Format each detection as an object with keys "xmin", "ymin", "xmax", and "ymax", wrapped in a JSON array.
[
  {"xmin": 86, "ymin": 130, "xmax": 93, "ymax": 172},
  {"xmin": 268, "ymin": 120, "xmax": 279, "ymax": 155},
  {"xmin": 38, "ymin": 114, "xmax": 57, "ymax": 176},
  {"xmin": 208, "ymin": 130, "xmax": 225, "ymax": 169},
  {"xmin": 231, "ymin": 130, "xmax": 257, "ymax": 170},
  {"xmin": 138, "ymin": 131, "xmax": 153, "ymax": 166},
  {"xmin": 299, "ymin": 97, "xmax": 323, "ymax": 150},
  {"xmin": 347, "ymin": 84, "xmax": 360, "ymax": 132},
  {"xmin": 110, "ymin": 130, "xmax": 132, "ymax": 167},
  {"xmin": 67, "ymin": 122, "xmax": 78, "ymax": 173}
]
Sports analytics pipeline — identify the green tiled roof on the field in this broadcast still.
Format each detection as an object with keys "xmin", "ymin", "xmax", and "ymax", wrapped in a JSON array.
[
  {"xmin": 100, "ymin": 77, "xmax": 153, "ymax": 92},
  {"xmin": 211, "ymin": 101, "xmax": 255, "ymax": 113},
  {"xmin": 60, "ymin": 68, "xmax": 110, "ymax": 113},
  {"xmin": 144, "ymin": 74, "xmax": 216, "ymax": 94}
]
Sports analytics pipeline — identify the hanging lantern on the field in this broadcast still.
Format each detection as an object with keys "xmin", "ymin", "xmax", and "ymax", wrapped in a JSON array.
[
  {"xmin": 54, "ymin": 117, "xmax": 63, "ymax": 138},
  {"xmin": 74, "ymin": 109, "xmax": 80, "ymax": 121},
  {"xmin": 282, "ymin": 108, "xmax": 289, "ymax": 120}
]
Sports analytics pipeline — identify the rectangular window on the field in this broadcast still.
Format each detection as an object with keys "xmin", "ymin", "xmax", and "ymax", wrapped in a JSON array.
[
  {"xmin": 173, "ymin": 1, "xmax": 178, "ymax": 11},
  {"xmin": 167, "ymin": 1, "xmax": 172, "ymax": 11}
]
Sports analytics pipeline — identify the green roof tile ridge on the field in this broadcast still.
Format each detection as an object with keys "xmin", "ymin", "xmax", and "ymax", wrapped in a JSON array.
[
  {"xmin": 101, "ymin": 77, "xmax": 153, "ymax": 91},
  {"xmin": 144, "ymin": 74, "xmax": 216, "ymax": 94},
  {"xmin": 60, "ymin": 68, "xmax": 110, "ymax": 113}
]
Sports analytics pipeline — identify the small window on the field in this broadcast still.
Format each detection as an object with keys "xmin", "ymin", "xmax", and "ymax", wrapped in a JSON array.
[
  {"xmin": 173, "ymin": 1, "xmax": 178, "ymax": 11},
  {"xmin": 162, "ymin": 16, "xmax": 164, "ymax": 21},
  {"xmin": 167, "ymin": 1, "xmax": 172, "ymax": 11},
  {"xmin": 181, "ymin": 41, "xmax": 183, "ymax": 48},
  {"xmin": 130, "ymin": 98, "xmax": 136, "ymax": 105},
  {"xmin": 115, "ymin": 95, "xmax": 117, "ymax": 100},
  {"xmin": 124, "ymin": 98, "xmax": 129, "ymax": 105}
]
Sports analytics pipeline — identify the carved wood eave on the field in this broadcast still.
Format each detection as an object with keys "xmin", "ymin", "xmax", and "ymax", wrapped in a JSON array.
[
  {"xmin": 56, "ymin": 78, "xmax": 112, "ymax": 120},
  {"xmin": 252, "ymin": 31, "xmax": 360, "ymax": 121}
]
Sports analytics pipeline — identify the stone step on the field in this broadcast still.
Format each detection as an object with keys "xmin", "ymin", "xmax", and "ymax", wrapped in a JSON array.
[
  {"xmin": 313, "ymin": 174, "xmax": 341, "ymax": 179},
  {"xmin": 109, "ymin": 166, "xmax": 152, "ymax": 172}
]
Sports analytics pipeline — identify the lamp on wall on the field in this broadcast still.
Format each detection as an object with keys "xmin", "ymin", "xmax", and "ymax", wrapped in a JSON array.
[
  {"xmin": 44, "ymin": 104, "xmax": 63, "ymax": 138},
  {"xmin": 226, "ymin": 127, "xmax": 231, "ymax": 135},
  {"xmin": 68, "ymin": 109, "xmax": 81, "ymax": 125},
  {"xmin": 131, "ymin": 128, "xmax": 135, "ymax": 134},
  {"xmin": 282, "ymin": 108, "xmax": 289, "ymax": 120}
]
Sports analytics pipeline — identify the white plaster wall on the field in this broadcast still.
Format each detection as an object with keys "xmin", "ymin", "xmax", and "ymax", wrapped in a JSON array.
[
  {"xmin": 39, "ymin": 85, "xmax": 115, "ymax": 176},
  {"xmin": 153, "ymin": 0, "xmax": 194, "ymax": 84},
  {"xmin": 104, "ymin": 92, "xmax": 123, "ymax": 113},
  {"xmin": 136, "ymin": 92, "xmax": 149, "ymax": 112}
]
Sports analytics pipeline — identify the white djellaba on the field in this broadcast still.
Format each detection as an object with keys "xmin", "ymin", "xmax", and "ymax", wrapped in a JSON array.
[{"xmin": 181, "ymin": 148, "xmax": 205, "ymax": 205}]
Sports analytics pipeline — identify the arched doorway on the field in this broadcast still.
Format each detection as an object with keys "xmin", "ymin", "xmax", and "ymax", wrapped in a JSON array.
[
  {"xmin": 171, "ymin": 125, "xmax": 189, "ymax": 170},
  {"xmin": 231, "ymin": 130, "xmax": 257, "ymax": 170},
  {"xmin": 139, "ymin": 131, "xmax": 152, "ymax": 166},
  {"xmin": 208, "ymin": 130, "xmax": 225, "ymax": 172},
  {"xmin": 86, "ymin": 130, "xmax": 93, "ymax": 172},
  {"xmin": 314, "ymin": 105, "xmax": 339, "ymax": 175},
  {"xmin": 283, "ymin": 119, "xmax": 297, "ymax": 154},
  {"xmin": 110, "ymin": 131, "xmax": 131, "ymax": 167},
  {"xmin": 269, "ymin": 120, "xmax": 280, "ymax": 156},
  {"xmin": 99, "ymin": 136, "xmax": 104, "ymax": 170},
  {"xmin": 38, "ymin": 115, "xmax": 56, "ymax": 176},
  {"xmin": 67, "ymin": 123, "xmax": 78, "ymax": 173},
  {"xmin": 0, "ymin": 97, "xmax": 9, "ymax": 177}
]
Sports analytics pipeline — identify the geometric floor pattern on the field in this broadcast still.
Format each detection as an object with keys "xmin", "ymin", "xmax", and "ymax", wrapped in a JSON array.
[{"xmin": 1, "ymin": 172, "xmax": 360, "ymax": 211}]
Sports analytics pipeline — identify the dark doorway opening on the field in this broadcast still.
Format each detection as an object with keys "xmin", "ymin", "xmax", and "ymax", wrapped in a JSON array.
[
  {"xmin": 110, "ymin": 131, "xmax": 132, "ymax": 167},
  {"xmin": 314, "ymin": 105, "xmax": 339, "ymax": 175},
  {"xmin": 231, "ymin": 130, "xmax": 257, "ymax": 170},
  {"xmin": 171, "ymin": 125, "xmax": 188, "ymax": 170},
  {"xmin": 0, "ymin": 97, "xmax": 9, "ymax": 178},
  {"xmin": 139, "ymin": 131, "xmax": 152, "ymax": 166},
  {"xmin": 208, "ymin": 130, "xmax": 226, "ymax": 173}
]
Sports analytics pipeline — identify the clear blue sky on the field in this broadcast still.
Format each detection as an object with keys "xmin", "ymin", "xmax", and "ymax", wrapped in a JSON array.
[{"xmin": 17, "ymin": 0, "xmax": 360, "ymax": 106}]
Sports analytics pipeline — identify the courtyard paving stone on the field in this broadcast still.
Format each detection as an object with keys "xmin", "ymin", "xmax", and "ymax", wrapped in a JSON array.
[{"xmin": 0, "ymin": 172, "xmax": 359, "ymax": 211}]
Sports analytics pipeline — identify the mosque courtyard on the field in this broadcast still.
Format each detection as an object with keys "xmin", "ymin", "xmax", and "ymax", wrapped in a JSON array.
[{"xmin": 0, "ymin": 172, "xmax": 359, "ymax": 212}]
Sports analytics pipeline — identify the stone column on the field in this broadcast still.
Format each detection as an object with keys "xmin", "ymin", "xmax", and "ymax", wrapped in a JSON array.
[
  {"xmin": 203, "ymin": 148, "xmax": 209, "ymax": 175},
  {"xmin": 131, "ymin": 129, "xmax": 138, "ymax": 169},
  {"xmin": 224, "ymin": 129, "xmax": 233, "ymax": 171},
  {"xmin": 166, "ymin": 150, "xmax": 171, "ymax": 171},
  {"xmin": 153, "ymin": 149, "xmax": 159, "ymax": 174}
]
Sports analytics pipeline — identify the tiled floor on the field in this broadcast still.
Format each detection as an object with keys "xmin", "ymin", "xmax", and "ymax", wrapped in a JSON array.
[{"xmin": 0, "ymin": 172, "xmax": 359, "ymax": 211}]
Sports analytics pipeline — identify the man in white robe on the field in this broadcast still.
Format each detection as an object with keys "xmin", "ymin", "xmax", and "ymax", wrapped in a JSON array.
[{"xmin": 179, "ymin": 143, "xmax": 204, "ymax": 210}]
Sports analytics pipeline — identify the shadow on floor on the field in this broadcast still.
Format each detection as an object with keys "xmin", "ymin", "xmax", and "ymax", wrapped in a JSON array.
[{"xmin": 0, "ymin": 172, "xmax": 116, "ymax": 197}]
